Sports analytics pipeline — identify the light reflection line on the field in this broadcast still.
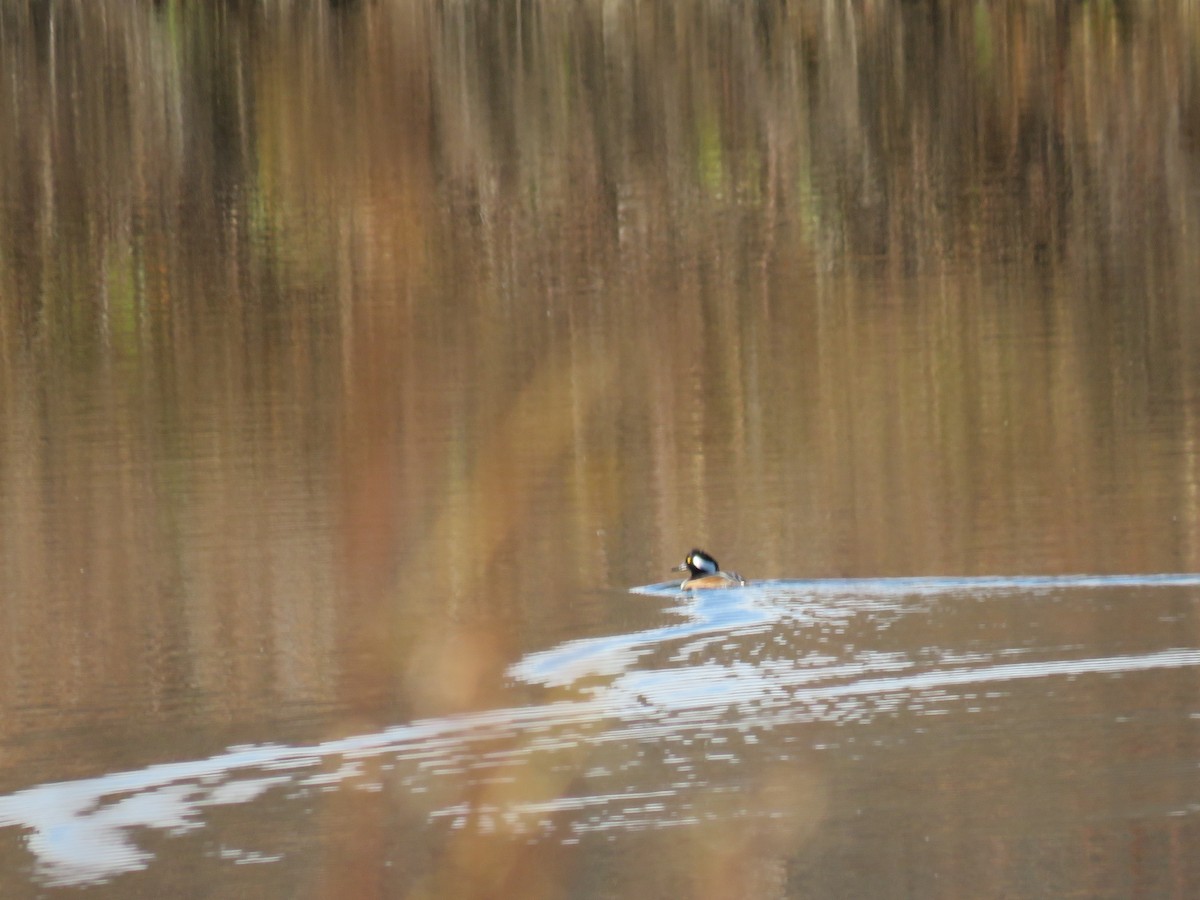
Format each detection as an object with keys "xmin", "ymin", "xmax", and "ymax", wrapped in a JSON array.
[
  {"xmin": 2, "ymin": 643, "xmax": 1199, "ymax": 886},
  {"xmin": 638, "ymin": 572, "xmax": 1200, "ymax": 597},
  {"xmin": 8, "ymin": 565, "xmax": 1200, "ymax": 885},
  {"xmin": 538, "ymin": 572, "xmax": 1200, "ymax": 690}
]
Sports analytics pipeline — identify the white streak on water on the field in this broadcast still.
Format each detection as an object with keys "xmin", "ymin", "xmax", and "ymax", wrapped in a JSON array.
[
  {"xmin": 634, "ymin": 572, "xmax": 1200, "ymax": 599},
  {"xmin": 3, "ymin": 646, "xmax": 1198, "ymax": 885},
  {"xmin": 3, "ymin": 572, "xmax": 1200, "ymax": 886}
]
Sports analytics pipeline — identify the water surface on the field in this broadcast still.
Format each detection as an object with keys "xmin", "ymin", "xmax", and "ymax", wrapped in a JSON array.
[
  {"xmin": 2, "ymin": 1, "xmax": 1200, "ymax": 896},
  {"xmin": 4, "ymin": 576, "xmax": 1200, "ymax": 896}
]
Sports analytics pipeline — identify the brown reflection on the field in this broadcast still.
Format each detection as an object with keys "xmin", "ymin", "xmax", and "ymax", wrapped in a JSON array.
[
  {"xmin": 642, "ymin": 761, "xmax": 826, "ymax": 900},
  {"xmin": 2, "ymin": 0, "xmax": 1200, "ymax": 896}
]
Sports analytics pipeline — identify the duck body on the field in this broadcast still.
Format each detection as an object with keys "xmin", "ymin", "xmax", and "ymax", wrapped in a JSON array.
[{"xmin": 674, "ymin": 549, "xmax": 747, "ymax": 589}]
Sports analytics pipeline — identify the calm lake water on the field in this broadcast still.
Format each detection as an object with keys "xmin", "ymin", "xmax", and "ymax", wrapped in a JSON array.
[{"xmin": 3, "ymin": 1, "xmax": 1200, "ymax": 897}]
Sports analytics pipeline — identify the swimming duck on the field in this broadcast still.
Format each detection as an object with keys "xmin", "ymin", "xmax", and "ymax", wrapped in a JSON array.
[{"xmin": 673, "ymin": 549, "xmax": 747, "ymax": 589}]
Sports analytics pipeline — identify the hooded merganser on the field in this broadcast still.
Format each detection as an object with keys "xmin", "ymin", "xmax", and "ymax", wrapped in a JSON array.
[{"xmin": 673, "ymin": 549, "xmax": 747, "ymax": 589}]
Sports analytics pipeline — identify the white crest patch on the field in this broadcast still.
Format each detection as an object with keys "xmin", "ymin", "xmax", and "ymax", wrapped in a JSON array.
[{"xmin": 692, "ymin": 552, "xmax": 718, "ymax": 574}]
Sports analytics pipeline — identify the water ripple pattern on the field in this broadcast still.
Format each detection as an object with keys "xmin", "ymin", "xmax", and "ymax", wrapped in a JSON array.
[{"xmin": 3, "ymin": 573, "xmax": 1200, "ymax": 886}]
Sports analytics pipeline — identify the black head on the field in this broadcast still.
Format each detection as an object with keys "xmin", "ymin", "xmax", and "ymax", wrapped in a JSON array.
[{"xmin": 673, "ymin": 549, "xmax": 720, "ymax": 577}]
